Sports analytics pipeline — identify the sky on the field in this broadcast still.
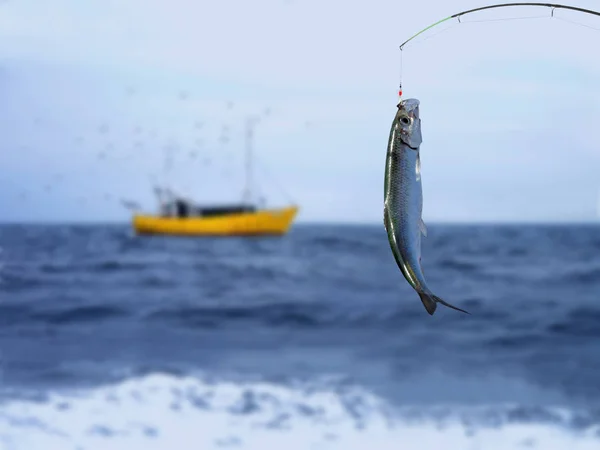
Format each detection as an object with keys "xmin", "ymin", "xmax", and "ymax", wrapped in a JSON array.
[{"xmin": 1, "ymin": 0, "xmax": 600, "ymax": 223}]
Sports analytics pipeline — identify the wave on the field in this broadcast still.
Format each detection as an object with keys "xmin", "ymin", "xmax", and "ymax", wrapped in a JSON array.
[
  {"xmin": 38, "ymin": 260, "xmax": 148, "ymax": 274},
  {"xmin": 560, "ymin": 266, "xmax": 600, "ymax": 284},
  {"xmin": 31, "ymin": 305, "xmax": 130, "ymax": 325},
  {"xmin": 144, "ymin": 302, "xmax": 429, "ymax": 331},
  {"xmin": 547, "ymin": 307, "xmax": 600, "ymax": 338},
  {"xmin": 0, "ymin": 303, "xmax": 130, "ymax": 326},
  {"xmin": 146, "ymin": 303, "xmax": 332, "ymax": 329},
  {"xmin": 0, "ymin": 373, "xmax": 599, "ymax": 450}
]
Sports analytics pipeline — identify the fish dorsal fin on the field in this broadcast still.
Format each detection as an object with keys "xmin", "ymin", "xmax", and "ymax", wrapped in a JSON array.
[{"xmin": 419, "ymin": 218, "xmax": 428, "ymax": 237}]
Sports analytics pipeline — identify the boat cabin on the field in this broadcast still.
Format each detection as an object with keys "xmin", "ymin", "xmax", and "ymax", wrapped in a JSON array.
[{"xmin": 160, "ymin": 197, "xmax": 257, "ymax": 219}]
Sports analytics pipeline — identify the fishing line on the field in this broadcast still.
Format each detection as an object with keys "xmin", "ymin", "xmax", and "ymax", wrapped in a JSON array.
[
  {"xmin": 398, "ymin": 21, "xmax": 458, "ymax": 101},
  {"xmin": 398, "ymin": 48, "xmax": 403, "ymax": 102},
  {"xmin": 459, "ymin": 14, "xmax": 550, "ymax": 23},
  {"xmin": 409, "ymin": 21, "xmax": 459, "ymax": 45},
  {"xmin": 553, "ymin": 15, "xmax": 600, "ymax": 32}
]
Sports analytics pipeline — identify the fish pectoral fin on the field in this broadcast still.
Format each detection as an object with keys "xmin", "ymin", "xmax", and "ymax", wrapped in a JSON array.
[{"xmin": 419, "ymin": 218, "xmax": 428, "ymax": 237}]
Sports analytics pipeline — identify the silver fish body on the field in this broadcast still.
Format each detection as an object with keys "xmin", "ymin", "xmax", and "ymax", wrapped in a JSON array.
[{"xmin": 383, "ymin": 98, "xmax": 469, "ymax": 316}]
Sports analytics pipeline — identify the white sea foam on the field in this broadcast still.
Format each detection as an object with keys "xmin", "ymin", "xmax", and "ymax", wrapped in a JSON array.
[{"xmin": 0, "ymin": 373, "xmax": 598, "ymax": 450}]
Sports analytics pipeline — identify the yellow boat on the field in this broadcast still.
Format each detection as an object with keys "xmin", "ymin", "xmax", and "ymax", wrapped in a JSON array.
[
  {"xmin": 128, "ymin": 116, "xmax": 299, "ymax": 237},
  {"xmin": 132, "ymin": 205, "xmax": 298, "ymax": 236}
]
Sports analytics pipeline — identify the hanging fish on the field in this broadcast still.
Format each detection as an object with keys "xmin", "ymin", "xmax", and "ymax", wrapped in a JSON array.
[{"xmin": 383, "ymin": 98, "xmax": 469, "ymax": 316}]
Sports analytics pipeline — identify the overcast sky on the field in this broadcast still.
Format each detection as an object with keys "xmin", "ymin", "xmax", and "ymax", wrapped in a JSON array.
[{"xmin": 1, "ymin": 0, "xmax": 600, "ymax": 223}]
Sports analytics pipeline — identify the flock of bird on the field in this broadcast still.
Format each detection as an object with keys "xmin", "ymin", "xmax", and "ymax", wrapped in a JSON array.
[{"xmin": 9, "ymin": 89, "xmax": 312, "ymax": 213}]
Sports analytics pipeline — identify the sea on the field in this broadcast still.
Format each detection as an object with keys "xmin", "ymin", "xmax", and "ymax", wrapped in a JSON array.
[{"xmin": 0, "ymin": 223, "xmax": 599, "ymax": 450}]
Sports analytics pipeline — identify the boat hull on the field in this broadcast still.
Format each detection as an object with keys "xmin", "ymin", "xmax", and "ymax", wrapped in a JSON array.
[{"xmin": 132, "ymin": 206, "xmax": 299, "ymax": 236}]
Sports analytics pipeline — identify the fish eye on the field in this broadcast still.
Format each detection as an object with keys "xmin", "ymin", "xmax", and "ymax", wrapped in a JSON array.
[{"xmin": 400, "ymin": 116, "xmax": 411, "ymax": 125}]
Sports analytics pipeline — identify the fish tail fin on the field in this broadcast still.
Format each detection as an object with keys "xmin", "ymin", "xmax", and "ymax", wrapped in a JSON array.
[
  {"xmin": 434, "ymin": 294, "xmax": 470, "ymax": 315},
  {"xmin": 417, "ymin": 292, "xmax": 438, "ymax": 315},
  {"xmin": 418, "ymin": 292, "xmax": 471, "ymax": 315}
]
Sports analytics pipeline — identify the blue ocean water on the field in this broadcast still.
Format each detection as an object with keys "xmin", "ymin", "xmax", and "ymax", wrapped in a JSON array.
[{"xmin": 0, "ymin": 223, "xmax": 599, "ymax": 449}]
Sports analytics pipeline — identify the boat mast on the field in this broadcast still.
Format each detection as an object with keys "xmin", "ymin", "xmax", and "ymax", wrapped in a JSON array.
[
  {"xmin": 243, "ymin": 116, "xmax": 259, "ymax": 205},
  {"xmin": 163, "ymin": 146, "xmax": 169, "ymax": 198}
]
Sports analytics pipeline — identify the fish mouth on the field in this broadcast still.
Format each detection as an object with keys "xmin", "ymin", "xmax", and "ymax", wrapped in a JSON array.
[{"xmin": 397, "ymin": 98, "xmax": 420, "ymax": 115}]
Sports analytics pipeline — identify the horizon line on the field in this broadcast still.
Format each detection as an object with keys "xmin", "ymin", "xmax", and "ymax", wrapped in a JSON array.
[{"xmin": 0, "ymin": 219, "xmax": 598, "ymax": 227}]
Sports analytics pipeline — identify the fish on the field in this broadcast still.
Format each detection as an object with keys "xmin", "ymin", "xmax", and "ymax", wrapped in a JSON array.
[{"xmin": 383, "ymin": 98, "xmax": 469, "ymax": 316}]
